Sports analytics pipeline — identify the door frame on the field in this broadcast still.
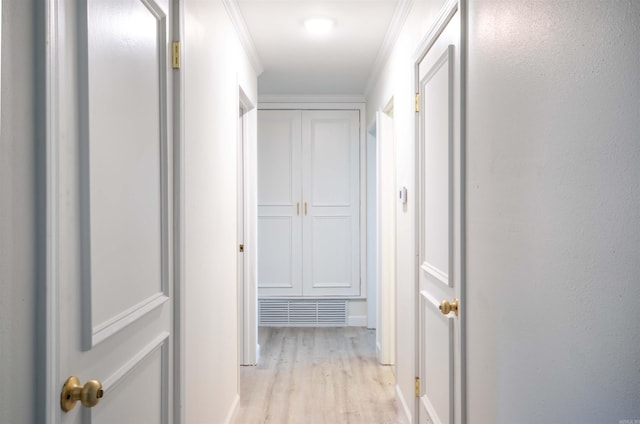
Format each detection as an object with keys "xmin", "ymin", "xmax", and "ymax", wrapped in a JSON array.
[
  {"xmin": 238, "ymin": 86, "xmax": 257, "ymax": 365},
  {"xmin": 366, "ymin": 121, "xmax": 377, "ymax": 329},
  {"xmin": 376, "ymin": 98, "xmax": 396, "ymax": 366},
  {"xmin": 44, "ymin": 1, "xmax": 60, "ymax": 421},
  {"xmin": 257, "ymin": 98, "xmax": 368, "ymax": 302},
  {"xmin": 42, "ymin": 1, "xmax": 184, "ymax": 422},
  {"xmin": 253, "ymin": 98, "xmax": 367, "ymax": 332},
  {"xmin": 173, "ymin": 1, "xmax": 185, "ymax": 421},
  {"xmin": 413, "ymin": 0, "xmax": 467, "ymax": 422}
]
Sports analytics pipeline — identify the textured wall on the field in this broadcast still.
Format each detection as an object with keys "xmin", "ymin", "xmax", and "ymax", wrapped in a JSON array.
[
  {"xmin": 183, "ymin": 1, "xmax": 258, "ymax": 422},
  {"xmin": 466, "ymin": 1, "xmax": 640, "ymax": 422},
  {"xmin": 369, "ymin": 0, "xmax": 640, "ymax": 422},
  {"xmin": 366, "ymin": 0, "xmax": 450, "ymax": 420}
]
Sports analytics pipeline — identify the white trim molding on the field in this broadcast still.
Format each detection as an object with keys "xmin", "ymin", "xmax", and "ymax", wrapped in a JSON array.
[
  {"xmin": 172, "ymin": 1, "xmax": 186, "ymax": 423},
  {"xmin": 222, "ymin": 0, "xmax": 264, "ymax": 75},
  {"xmin": 364, "ymin": 0, "xmax": 414, "ymax": 96},
  {"xmin": 259, "ymin": 94, "xmax": 367, "ymax": 104},
  {"xmin": 94, "ymin": 332, "xmax": 170, "ymax": 424},
  {"xmin": 412, "ymin": 0, "xmax": 458, "ymax": 63},
  {"xmin": 92, "ymin": 294, "xmax": 169, "ymax": 347},
  {"xmin": 45, "ymin": 0, "xmax": 61, "ymax": 423},
  {"xmin": 101, "ymin": 332, "xmax": 169, "ymax": 393}
]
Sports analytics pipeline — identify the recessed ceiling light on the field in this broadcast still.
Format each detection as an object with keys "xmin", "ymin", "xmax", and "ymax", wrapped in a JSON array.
[{"xmin": 304, "ymin": 17, "xmax": 334, "ymax": 35}]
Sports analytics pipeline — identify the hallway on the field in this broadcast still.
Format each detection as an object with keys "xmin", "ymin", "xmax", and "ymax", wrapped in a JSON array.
[
  {"xmin": 3, "ymin": 1, "xmax": 639, "ymax": 422},
  {"xmin": 234, "ymin": 327, "xmax": 406, "ymax": 424}
]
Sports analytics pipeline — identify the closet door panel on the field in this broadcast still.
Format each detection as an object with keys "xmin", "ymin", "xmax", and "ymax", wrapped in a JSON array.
[
  {"xmin": 310, "ymin": 216, "xmax": 354, "ymax": 288},
  {"xmin": 302, "ymin": 110, "xmax": 360, "ymax": 296},
  {"xmin": 258, "ymin": 112, "xmax": 299, "ymax": 206},
  {"xmin": 258, "ymin": 217, "xmax": 296, "ymax": 289},
  {"xmin": 309, "ymin": 118, "xmax": 352, "ymax": 206},
  {"xmin": 257, "ymin": 110, "xmax": 303, "ymax": 297}
]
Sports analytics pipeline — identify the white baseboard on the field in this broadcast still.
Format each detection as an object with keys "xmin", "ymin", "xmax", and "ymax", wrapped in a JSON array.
[
  {"xmin": 396, "ymin": 384, "xmax": 412, "ymax": 424},
  {"xmin": 347, "ymin": 315, "xmax": 367, "ymax": 327},
  {"xmin": 224, "ymin": 393, "xmax": 240, "ymax": 424}
]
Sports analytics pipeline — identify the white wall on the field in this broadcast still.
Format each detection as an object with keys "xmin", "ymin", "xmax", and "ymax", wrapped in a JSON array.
[
  {"xmin": 370, "ymin": 0, "xmax": 640, "ymax": 422},
  {"xmin": 0, "ymin": 1, "xmax": 39, "ymax": 422},
  {"xmin": 466, "ymin": 1, "xmax": 640, "ymax": 422},
  {"xmin": 366, "ymin": 0, "xmax": 447, "ymax": 419},
  {"xmin": 183, "ymin": 1, "xmax": 257, "ymax": 422}
]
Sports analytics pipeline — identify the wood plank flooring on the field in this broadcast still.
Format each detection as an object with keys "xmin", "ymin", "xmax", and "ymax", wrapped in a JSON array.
[{"xmin": 234, "ymin": 327, "xmax": 407, "ymax": 424}]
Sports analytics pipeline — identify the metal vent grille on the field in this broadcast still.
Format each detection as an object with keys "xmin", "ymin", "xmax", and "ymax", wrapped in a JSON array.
[{"xmin": 259, "ymin": 299, "xmax": 348, "ymax": 327}]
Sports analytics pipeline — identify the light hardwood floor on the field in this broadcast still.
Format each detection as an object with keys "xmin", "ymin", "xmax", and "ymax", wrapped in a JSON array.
[{"xmin": 234, "ymin": 327, "xmax": 407, "ymax": 424}]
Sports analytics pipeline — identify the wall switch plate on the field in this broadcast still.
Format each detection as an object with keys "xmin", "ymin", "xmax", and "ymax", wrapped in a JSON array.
[{"xmin": 399, "ymin": 187, "xmax": 408, "ymax": 205}]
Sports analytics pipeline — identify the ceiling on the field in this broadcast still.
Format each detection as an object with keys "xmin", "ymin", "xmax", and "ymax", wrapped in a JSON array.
[{"xmin": 234, "ymin": 0, "xmax": 404, "ymax": 96}]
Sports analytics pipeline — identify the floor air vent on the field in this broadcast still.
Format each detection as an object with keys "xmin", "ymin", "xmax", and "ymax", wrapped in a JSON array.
[{"xmin": 259, "ymin": 299, "xmax": 348, "ymax": 327}]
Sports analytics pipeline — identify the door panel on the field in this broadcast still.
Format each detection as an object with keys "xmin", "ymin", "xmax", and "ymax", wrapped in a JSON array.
[
  {"xmin": 84, "ymin": 0, "xmax": 169, "ymax": 347},
  {"xmin": 57, "ymin": 0, "xmax": 174, "ymax": 422},
  {"xmin": 421, "ymin": 46, "xmax": 452, "ymax": 286},
  {"xmin": 91, "ymin": 336, "xmax": 168, "ymax": 424},
  {"xmin": 308, "ymin": 118, "xmax": 353, "ymax": 206},
  {"xmin": 257, "ymin": 111, "xmax": 301, "ymax": 206},
  {"xmin": 417, "ymin": 5, "xmax": 463, "ymax": 424},
  {"xmin": 303, "ymin": 110, "xmax": 360, "ymax": 296},
  {"xmin": 257, "ymin": 110, "xmax": 303, "ymax": 296},
  {"xmin": 310, "ymin": 216, "xmax": 353, "ymax": 288},
  {"xmin": 258, "ymin": 217, "xmax": 298, "ymax": 290},
  {"xmin": 419, "ymin": 292, "xmax": 454, "ymax": 424}
]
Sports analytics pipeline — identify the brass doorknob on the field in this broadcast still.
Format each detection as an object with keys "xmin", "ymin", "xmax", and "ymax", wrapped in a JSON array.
[
  {"xmin": 60, "ymin": 376, "xmax": 104, "ymax": 412},
  {"xmin": 439, "ymin": 298, "xmax": 459, "ymax": 316}
]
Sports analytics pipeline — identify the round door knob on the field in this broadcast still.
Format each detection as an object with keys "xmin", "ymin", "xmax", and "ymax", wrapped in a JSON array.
[
  {"xmin": 60, "ymin": 376, "xmax": 104, "ymax": 412},
  {"xmin": 439, "ymin": 298, "xmax": 459, "ymax": 316}
]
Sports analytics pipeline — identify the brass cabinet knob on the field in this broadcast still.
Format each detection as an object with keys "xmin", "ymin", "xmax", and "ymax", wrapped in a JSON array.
[
  {"xmin": 439, "ymin": 298, "xmax": 459, "ymax": 316},
  {"xmin": 60, "ymin": 376, "xmax": 104, "ymax": 412}
]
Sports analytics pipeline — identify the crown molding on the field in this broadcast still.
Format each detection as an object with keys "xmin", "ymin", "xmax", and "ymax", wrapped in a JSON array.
[
  {"xmin": 364, "ymin": 0, "xmax": 414, "ymax": 96},
  {"xmin": 258, "ymin": 94, "xmax": 367, "ymax": 104},
  {"xmin": 222, "ymin": 0, "xmax": 264, "ymax": 76}
]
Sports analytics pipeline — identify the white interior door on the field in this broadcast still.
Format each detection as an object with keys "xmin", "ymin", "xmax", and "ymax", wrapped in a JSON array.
[
  {"xmin": 54, "ymin": 0, "xmax": 175, "ymax": 422},
  {"xmin": 257, "ymin": 110, "xmax": 303, "ymax": 296},
  {"xmin": 376, "ymin": 109, "xmax": 396, "ymax": 365},
  {"xmin": 302, "ymin": 110, "xmax": 360, "ymax": 297},
  {"xmin": 416, "ymin": 4, "xmax": 464, "ymax": 424}
]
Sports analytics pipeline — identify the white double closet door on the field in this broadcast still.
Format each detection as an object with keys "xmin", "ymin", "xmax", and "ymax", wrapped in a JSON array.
[{"xmin": 258, "ymin": 109, "xmax": 360, "ymax": 297}]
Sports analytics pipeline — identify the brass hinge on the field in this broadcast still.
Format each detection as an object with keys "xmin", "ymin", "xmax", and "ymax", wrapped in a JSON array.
[
  {"xmin": 415, "ymin": 93, "xmax": 420, "ymax": 113},
  {"xmin": 172, "ymin": 41, "xmax": 181, "ymax": 69},
  {"xmin": 239, "ymin": 244, "xmax": 244, "ymax": 253},
  {"xmin": 414, "ymin": 376, "xmax": 420, "ymax": 397}
]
